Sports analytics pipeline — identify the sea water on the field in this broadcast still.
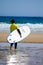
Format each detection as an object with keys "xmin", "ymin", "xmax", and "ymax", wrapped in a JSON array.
[{"xmin": 0, "ymin": 16, "xmax": 43, "ymax": 33}]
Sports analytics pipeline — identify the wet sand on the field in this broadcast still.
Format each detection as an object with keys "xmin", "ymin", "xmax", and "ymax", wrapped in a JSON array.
[
  {"xmin": 0, "ymin": 32, "xmax": 43, "ymax": 43},
  {"xmin": 0, "ymin": 43, "xmax": 43, "ymax": 65}
]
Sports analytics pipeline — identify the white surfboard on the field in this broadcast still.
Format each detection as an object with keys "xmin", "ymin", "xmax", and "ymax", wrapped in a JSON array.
[{"xmin": 7, "ymin": 26, "xmax": 31, "ymax": 43}]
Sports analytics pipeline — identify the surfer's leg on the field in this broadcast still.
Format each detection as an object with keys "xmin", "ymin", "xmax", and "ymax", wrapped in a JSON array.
[
  {"xmin": 15, "ymin": 42, "xmax": 17, "ymax": 49},
  {"xmin": 10, "ymin": 43, "xmax": 13, "ymax": 50}
]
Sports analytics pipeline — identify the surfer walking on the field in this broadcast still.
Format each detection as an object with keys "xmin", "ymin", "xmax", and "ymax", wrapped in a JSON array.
[{"xmin": 10, "ymin": 19, "xmax": 22, "ymax": 51}]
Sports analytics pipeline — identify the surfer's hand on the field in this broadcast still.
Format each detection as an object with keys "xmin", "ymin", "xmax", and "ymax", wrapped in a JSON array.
[{"xmin": 20, "ymin": 34, "xmax": 22, "ymax": 37}]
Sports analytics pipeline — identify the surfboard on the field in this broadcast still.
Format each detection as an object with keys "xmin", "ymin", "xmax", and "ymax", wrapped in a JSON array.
[{"xmin": 7, "ymin": 26, "xmax": 31, "ymax": 43}]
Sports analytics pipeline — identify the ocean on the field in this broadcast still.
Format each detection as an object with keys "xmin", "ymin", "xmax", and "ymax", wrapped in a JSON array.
[{"xmin": 0, "ymin": 16, "xmax": 43, "ymax": 33}]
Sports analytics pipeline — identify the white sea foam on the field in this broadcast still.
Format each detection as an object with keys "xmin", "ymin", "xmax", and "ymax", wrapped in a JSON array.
[
  {"xmin": 0, "ymin": 23, "xmax": 10, "ymax": 32},
  {"xmin": 0, "ymin": 23, "xmax": 43, "ymax": 33}
]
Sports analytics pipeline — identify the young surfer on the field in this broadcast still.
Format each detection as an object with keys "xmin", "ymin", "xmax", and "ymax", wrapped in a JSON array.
[{"xmin": 10, "ymin": 19, "xmax": 22, "ymax": 51}]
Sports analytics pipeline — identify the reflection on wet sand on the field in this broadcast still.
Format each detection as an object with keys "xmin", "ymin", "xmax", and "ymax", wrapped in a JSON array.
[{"xmin": 0, "ymin": 43, "xmax": 43, "ymax": 65}]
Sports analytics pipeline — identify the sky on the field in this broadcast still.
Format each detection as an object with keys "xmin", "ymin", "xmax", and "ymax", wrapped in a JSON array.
[{"xmin": 0, "ymin": 0, "xmax": 43, "ymax": 16}]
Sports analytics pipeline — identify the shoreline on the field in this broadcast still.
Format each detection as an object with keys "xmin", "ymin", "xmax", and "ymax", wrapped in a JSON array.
[{"xmin": 0, "ymin": 32, "xmax": 43, "ymax": 43}]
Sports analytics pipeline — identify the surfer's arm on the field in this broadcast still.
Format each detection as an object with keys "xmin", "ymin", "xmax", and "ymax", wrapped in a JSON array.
[
  {"xmin": 17, "ymin": 29, "xmax": 22, "ymax": 37},
  {"xmin": 15, "ymin": 24, "xmax": 22, "ymax": 37}
]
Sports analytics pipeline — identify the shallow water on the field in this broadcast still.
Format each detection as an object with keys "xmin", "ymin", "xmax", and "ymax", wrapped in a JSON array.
[{"xmin": 0, "ymin": 43, "xmax": 43, "ymax": 65}]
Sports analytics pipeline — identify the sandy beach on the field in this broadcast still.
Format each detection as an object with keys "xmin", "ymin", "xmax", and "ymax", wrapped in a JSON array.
[{"xmin": 0, "ymin": 32, "xmax": 43, "ymax": 43}]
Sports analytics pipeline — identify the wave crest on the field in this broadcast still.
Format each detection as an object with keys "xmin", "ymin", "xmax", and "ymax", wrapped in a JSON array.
[{"xmin": 0, "ymin": 23, "xmax": 43, "ymax": 33}]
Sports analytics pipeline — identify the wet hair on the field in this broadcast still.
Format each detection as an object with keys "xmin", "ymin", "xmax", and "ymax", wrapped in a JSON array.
[{"xmin": 10, "ymin": 19, "xmax": 15, "ymax": 24}]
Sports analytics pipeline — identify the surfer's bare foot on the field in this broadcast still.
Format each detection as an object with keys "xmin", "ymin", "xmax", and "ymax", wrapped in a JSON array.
[
  {"xmin": 10, "ymin": 45, "xmax": 13, "ymax": 50},
  {"xmin": 9, "ymin": 48, "xmax": 12, "ymax": 54},
  {"xmin": 9, "ymin": 46, "xmax": 12, "ymax": 52},
  {"xmin": 14, "ymin": 49, "xmax": 17, "ymax": 52}
]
